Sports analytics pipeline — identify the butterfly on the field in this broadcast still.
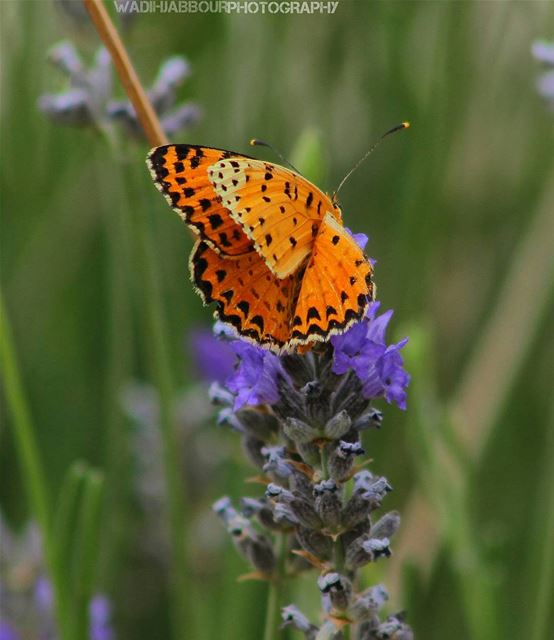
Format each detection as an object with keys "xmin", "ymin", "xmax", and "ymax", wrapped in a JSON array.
[{"xmin": 146, "ymin": 143, "xmax": 374, "ymax": 353}]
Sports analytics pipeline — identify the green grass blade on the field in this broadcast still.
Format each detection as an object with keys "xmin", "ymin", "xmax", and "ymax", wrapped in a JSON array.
[
  {"xmin": 70, "ymin": 468, "xmax": 105, "ymax": 640},
  {"xmin": 0, "ymin": 289, "xmax": 71, "ymax": 639}
]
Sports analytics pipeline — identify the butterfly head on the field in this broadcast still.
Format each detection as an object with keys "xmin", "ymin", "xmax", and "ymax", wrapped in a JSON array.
[{"xmin": 329, "ymin": 193, "xmax": 343, "ymax": 221}]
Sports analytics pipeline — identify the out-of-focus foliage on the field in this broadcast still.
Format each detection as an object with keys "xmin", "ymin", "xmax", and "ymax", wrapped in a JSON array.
[{"xmin": 1, "ymin": 1, "xmax": 553, "ymax": 639}]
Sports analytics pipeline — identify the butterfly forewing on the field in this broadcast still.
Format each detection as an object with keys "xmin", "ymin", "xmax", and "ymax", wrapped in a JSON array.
[
  {"xmin": 147, "ymin": 145, "xmax": 253, "ymax": 256},
  {"xmin": 207, "ymin": 157, "xmax": 338, "ymax": 278}
]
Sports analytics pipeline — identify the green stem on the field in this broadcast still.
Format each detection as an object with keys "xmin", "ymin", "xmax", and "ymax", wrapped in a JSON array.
[
  {"xmin": 529, "ymin": 402, "xmax": 554, "ymax": 640},
  {"xmin": 71, "ymin": 470, "xmax": 105, "ymax": 639},
  {"xmin": 0, "ymin": 291, "xmax": 70, "ymax": 639},
  {"xmin": 319, "ymin": 445, "xmax": 329, "ymax": 481},
  {"xmin": 263, "ymin": 533, "xmax": 288, "ymax": 640}
]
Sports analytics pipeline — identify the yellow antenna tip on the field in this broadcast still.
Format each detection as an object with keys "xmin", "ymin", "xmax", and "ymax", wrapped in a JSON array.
[
  {"xmin": 249, "ymin": 138, "xmax": 258, "ymax": 146},
  {"xmin": 402, "ymin": 121, "xmax": 410, "ymax": 129}
]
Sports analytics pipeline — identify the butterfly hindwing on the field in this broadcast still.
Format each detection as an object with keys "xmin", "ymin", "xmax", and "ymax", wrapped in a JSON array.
[
  {"xmin": 147, "ymin": 144, "xmax": 253, "ymax": 256},
  {"xmin": 190, "ymin": 240, "xmax": 296, "ymax": 349},
  {"xmin": 290, "ymin": 213, "xmax": 374, "ymax": 346},
  {"xmin": 207, "ymin": 157, "xmax": 338, "ymax": 278}
]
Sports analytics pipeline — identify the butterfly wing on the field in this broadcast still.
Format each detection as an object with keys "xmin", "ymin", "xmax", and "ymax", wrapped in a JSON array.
[
  {"xmin": 147, "ymin": 144, "xmax": 253, "ymax": 256},
  {"xmin": 290, "ymin": 213, "xmax": 374, "ymax": 347},
  {"xmin": 206, "ymin": 157, "xmax": 338, "ymax": 279},
  {"xmin": 190, "ymin": 240, "xmax": 296, "ymax": 350}
]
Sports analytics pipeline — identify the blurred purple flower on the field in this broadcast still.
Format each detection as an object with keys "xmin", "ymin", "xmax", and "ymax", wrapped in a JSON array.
[
  {"xmin": 34, "ymin": 575, "xmax": 53, "ymax": 612},
  {"xmin": 0, "ymin": 623, "xmax": 19, "ymax": 640},
  {"xmin": 189, "ymin": 327, "xmax": 235, "ymax": 384},
  {"xmin": 532, "ymin": 39, "xmax": 554, "ymax": 110},
  {"xmin": 0, "ymin": 516, "xmax": 116, "ymax": 640},
  {"xmin": 331, "ymin": 302, "xmax": 410, "ymax": 409},
  {"xmin": 532, "ymin": 39, "xmax": 554, "ymax": 65},
  {"xmin": 107, "ymin": 56, "xmax": 202, "ymax": 138},
  {"xmin": 39, "ymin": 42, "xmax": 201, "ymax": 137},
  {"xmin": 90, "ymin": 596, "xmax": 115, "ymax": 640}
]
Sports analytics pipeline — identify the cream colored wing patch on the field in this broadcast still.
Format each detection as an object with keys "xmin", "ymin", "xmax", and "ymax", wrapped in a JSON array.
[{"xmin": 207, "ymin": 157, "xmax": 336, "ymax": 279}]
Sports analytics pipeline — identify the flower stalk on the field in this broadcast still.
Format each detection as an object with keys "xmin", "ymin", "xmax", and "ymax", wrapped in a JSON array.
[
  {"xmin": 84, "ymin": 0, "xmax": 168, "ymax": 146},
  {"xmin": 210, "ymin": 300, "xmax": 413, "ymax": 639}
]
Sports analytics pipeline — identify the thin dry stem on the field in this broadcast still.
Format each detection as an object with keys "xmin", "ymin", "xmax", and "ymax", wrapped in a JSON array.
[{"xmin": 84, "ymin": 0, "xmax": 168, "ymax": 147}]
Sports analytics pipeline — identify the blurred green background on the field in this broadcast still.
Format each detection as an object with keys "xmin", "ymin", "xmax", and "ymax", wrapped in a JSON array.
[{"xmin": 2, "ymin": 1, "xmax": 554, "ymax": 639}]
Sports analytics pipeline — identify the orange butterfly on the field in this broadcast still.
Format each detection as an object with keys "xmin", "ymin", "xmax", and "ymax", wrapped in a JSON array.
[{"xmin": 147, "ymin": 144, "xmax": 374, "ymax": 353}]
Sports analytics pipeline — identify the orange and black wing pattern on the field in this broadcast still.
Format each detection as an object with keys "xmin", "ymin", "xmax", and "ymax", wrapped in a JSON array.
[
  {"xmin": 190, "ymin": 240, "xmax": 296, "ymax": 350},
  {"xmin": 147, "ymin": 144, "xmax": 375, "ymax": 353},
  {"xmin": 147, "ymin": 144, "xmax": 253, "ymax": 256}
]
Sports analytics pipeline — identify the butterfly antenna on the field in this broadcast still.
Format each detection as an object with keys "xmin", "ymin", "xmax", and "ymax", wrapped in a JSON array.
[
  {"xmin": 333, "ymin": 122, "xmax": 410, "ymax": 198},
  {"xmin": 249, "ymin": 138, "xmax": 302, "ymax": 174}
]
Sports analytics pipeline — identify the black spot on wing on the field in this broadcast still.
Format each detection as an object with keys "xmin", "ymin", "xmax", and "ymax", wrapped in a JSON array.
[
  {"xmin": 237, "ymin": 300, "xmax": 250, "ymax": 316},
  {"xmin": 218, "ymin": 232, "xmax": 232, "ymax": 247},
  {"xmin": 208, "ymin": 213, "xmax": 224, "ymax": 229},
  {"xmin": 307, "ymin": 307, "xmax": 321, "ymax": 321}
]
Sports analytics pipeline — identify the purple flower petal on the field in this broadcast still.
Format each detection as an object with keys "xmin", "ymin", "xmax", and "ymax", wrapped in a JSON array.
[
  {"xmin": 332, "ymin": 304, "xmax": 409, "ymax": 409},
  {"xmin": 226, "ymin": 341, "xmax": 285, "ymax": 410},
  {"xmin": 345, "ymin": 226, "xmax": 369, "ymax": 251}
]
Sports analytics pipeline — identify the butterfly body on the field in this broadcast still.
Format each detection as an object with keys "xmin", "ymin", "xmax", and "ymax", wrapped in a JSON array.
[{"xmin": 147, "ymin": 144, "xmax": 374, "ymax": 353}]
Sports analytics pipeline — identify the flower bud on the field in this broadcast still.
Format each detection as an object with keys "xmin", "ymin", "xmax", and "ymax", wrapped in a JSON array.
[
  {"xmin": 283, "ymin": 417, "xmax": 320, "ymax": 443},
  {"xmin": 345, "ymin": 536, "xmax": 391, "ymax": 571},
  {"xmin": 281, "ymin": 604, "xmax": 318, "ymax": 637},
  {"xmin": 273, "ymin": 503, "xmax": 300, "ymax": 528},
  {"xmin": 375, "ymin": 614, "xmax": 414, "ymax": 640},
  {"xmin": 240, "ymin": 497, "xmax": 280, "ymax": 531},
  {"xmin": 323, "ymin": 410, "xmax": 352, "ymax": 439},
  {"xmin": 295, "ymin": 526, "xmax": 332, "ymax": 561},
  {"xmin": 352, "ymin": 407, "xmax": 383, "ymax": 431},
  {"xmin": 209, "ymin": 382, "xmax": 234, "ymax": 406},
  {"xmin": 262, "ymin": 446, "xmax": 292, "ymax": 480},
  {"xmin": 303, "ymin": 381, "xmax": 331, "ymax": 424},
  {"xmin": 318, "ymin": 572, "xmax": 352, "ymax": 613},
  {"xmin": 348, "ymin": 584, "xmax": 388, "ymax": 621},
  {"xmin": 328, "ymin": 440, "xmax": 365, "ymax": 481},
  {"xmin": 244, "ymin": 533, "xmax": 276, "ymax": 575},
  {"xmin": 371, "ymin": 511, "xmax": 401, "ymax": 540},
  {"xmin": 212, "ymin": 496, "xmax": 237, "ymax": 524},
  {"xmin": 313, "ymin": 480, "xmax": 342, "ymax": 530},
  {"xmin": 217, "ymin": 408, "xmax": 245, "ymax": 432}
]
